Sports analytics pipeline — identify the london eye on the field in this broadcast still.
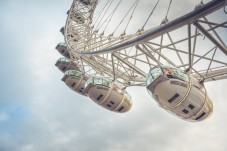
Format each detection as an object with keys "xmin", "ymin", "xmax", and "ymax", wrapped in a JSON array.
[{"xmin": 55, "ymin": 0, "xmax": 227, "ymax": 122}]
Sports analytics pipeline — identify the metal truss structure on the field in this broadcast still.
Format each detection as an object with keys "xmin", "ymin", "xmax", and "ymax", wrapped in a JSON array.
[{"xmin": 64, "ymin": 0, "xmax": 227, "ymax": 87}]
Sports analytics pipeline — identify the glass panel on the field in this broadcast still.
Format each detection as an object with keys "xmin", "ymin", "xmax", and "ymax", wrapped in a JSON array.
[
  {"xmin": 176, "ymin": 69, "xmax": 189, "ymax": 81},
  {"xmin": 162, "ymin": 66, "xmax": 188, "ymax": 82},
  {"xmin": 146, "ymin": 67, "xmax": 162, "ymax": 86},
  {"xmin": 59, "ymin": 57, "xmax": 70, "ymax": 62},
  {"xmin": 75, "ymin": 70, "xmax": 82, "ymax": 77},
  {"xmin": 162, "ymin": 67, "xmax": 174, "ymax": 77},
  {"xmin": 91, "ymin": 76, "xmax": 110, "ymax": 87},
  {"xmin": 146, "ymin": 71, "xmax": 154, "ymax": 86},
  {"xmin": 93, "ymin": 77, "xmax": 103, "ymax": 85},
  {"xmin": 102, "ymin": 78, "xmax": 110, "ymax": 86},
  {"xmin": 150, "ymin": 67, "xmax": 162, "ymax": 79},
  {"xmin": 86, "ymin": 76, "xmax": 112, "ymax": 87},
  {"xmin": 66, "ymin": 70, "xmax": 82, "ymax": 77}
]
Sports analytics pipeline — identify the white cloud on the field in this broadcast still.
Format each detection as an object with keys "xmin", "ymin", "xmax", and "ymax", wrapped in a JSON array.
[
  {"xmin": 19, "ymin": 144, "xmax": 34, "ymax": 151},
  {"xmin": 0, "ymin": 111, "xmax": 9, "ymax": 122},
  {"xmin": 0, "ymin": 0, "xmax": 227, "ymax": 151}
]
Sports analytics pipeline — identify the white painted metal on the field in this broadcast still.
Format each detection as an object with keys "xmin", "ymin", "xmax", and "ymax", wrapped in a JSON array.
[{"xmin": 62, "ymin": 0, "xmax": 227, "ymax": 86}]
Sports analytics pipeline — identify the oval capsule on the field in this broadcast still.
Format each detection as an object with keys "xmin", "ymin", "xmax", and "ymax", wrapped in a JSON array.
[
  {"xmin": 55, "ymin": 58, "xmax": 80, "ymax": 73},
  {"xmin": 146, "ymin": 65, "xmax": 213, "ymax": 122},
  {"xmin": 84, "ymin": 76, "xmax": 132, "ymax": 113},
  {"xmin": 62, "ymin": 70, "xmax": 88, "ymax": 96}
]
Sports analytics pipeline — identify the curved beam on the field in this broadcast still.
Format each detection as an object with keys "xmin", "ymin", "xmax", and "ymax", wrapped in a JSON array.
[{"xmin": 69, "ymin": 0, "xmax": 226, "ymax": 55}]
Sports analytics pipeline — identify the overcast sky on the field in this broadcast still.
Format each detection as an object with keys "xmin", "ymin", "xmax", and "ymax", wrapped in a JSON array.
[{"xmin": 0, "ymin": 0, "xmax": 227, "ymax": 151}]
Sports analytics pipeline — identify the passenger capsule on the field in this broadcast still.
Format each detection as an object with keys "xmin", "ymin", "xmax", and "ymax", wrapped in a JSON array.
[
  {"xmin": 56, "ymin": 43, "xmax": 70, "ymax": 58},
  {"xmin": 60, "ymin": 27, "xmax": 64, "ymax": 35},
  {"xmin": 84, "ymin": 76, "xmax": 132, "ymax": 113},
  {"xmin": 62, "ymin": 70, "xmax": 88, "ymax": 96},
  {"xmin": 146, "ymin": 66, "xmax": 213, "ymax": 122},
  {"xmin": 55, "ymin": 58, "xmax": 80, "ymax": 73}
]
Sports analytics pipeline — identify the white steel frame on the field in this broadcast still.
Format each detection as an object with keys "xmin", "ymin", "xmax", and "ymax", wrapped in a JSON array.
[{"xmin": 64, "ymin": 0, "xmax": 227, "ymax": 87}]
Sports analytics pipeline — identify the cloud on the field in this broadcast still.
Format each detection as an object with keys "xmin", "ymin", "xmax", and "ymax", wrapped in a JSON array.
[
  {"xmin": 0, "ymin": 111, "xmax": 9, "ymax": 122},
  {"xmin": 0, "ymin": 0, "xmax": 227, "ymax": 151}
]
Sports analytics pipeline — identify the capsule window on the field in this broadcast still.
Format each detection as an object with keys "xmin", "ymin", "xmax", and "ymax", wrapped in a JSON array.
[
  {"xmin": 62, "ymin": 67, "xmax": 66, "ymax": 71},
  {"xmin": 196, "ymin": 112, "xmax": 206, "ymax": 120},
  {"xmin": 168, "ymin": 93, "xmax": 179, "ymax": 103},
  {"xmin": 110, "ymin": 101, "xmax": 115, "ymax": 105},
  {"xmin": 118, "ymin": 106, "xmax": 124, "ymax": 112},
  {"xmin": 170, "ymin": 81, "xmax": 179, "ymax": 85},
  {"xmin": 97, "ymin": 94, "xmax": 103, "ymax": 101},
  {"xmin": 188, "ymin": 104, "xmax": 195, "ymax": 110},
  {"xmin": 97, "ymin": 86, "xmax": 108, "ymax": 91},
  {"xmin": 180, "ymin": 83, "xmax": 187, "ymax": 88},
  {"xmin": 182, "ymin": 109, "xmax": 189, "ymax": 114},
  {"xmin": 107, "ymin": 104, "xmax": 111, "ymax": 108},
  {"xmin": 71, "ymin": 83, "xmax": 76, "ymax": 87},
  {"xmin": 79, "ymin": 90, "xmax": 82, "ymax": 92}
]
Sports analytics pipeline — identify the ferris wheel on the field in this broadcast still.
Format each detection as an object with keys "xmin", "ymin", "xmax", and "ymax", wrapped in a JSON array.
[{"xmin": 55, "ymin": 0, "xmax": 227, "ymax": 122}]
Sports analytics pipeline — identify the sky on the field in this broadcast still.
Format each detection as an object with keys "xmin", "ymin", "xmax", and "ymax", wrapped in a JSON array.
[{"xmin": 0, "ymin": 0, "xmax": 227, "ymax": 151}]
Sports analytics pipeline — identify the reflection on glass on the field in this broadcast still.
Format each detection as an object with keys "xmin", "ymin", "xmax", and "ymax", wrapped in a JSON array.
[
  {"xmin": 65, "ymin": 70, "xmax": 82, "ymax": 77},
  {"xmin": 59, "ymin": 57, "xmax": 70, "ymax": 62},
  {"xmin": 146, "ymin": 67, "xmax": 162, "ymax": 86},
  {"xmin": 146, "ymin": 66, "xmax": 189, "ymax": 86},
  {"xmin": 163, "ymin": 67, "xmax": 188, "ymax": 82},
  {"xmin": 86, "ymin": 76, "xmax": 111, "ymax": 87}
]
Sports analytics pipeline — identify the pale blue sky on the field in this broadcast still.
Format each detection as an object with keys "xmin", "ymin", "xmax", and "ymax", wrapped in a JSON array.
[{"xmin": 0, "ymin": 0, "xmax": 227, "ymax": 151}]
